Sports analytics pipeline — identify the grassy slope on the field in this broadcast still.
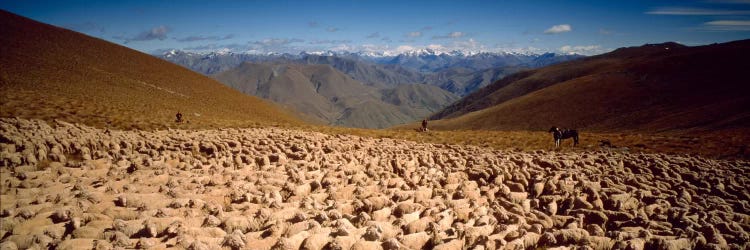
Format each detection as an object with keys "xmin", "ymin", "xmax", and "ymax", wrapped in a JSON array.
[
  {"xmin": 387, "ymin": 41, "xmax": 750, "ymax": 159},
  {"xmin": 312, "ymin": 125, "xmax": 749, "ymax": 160},
  {"xmin": 431, "ymin": 41, "xmax": 750, "ymax": 133},
  {"xmin": 0, "ymin": 10, "xmax": 299, "ymax": 130}
]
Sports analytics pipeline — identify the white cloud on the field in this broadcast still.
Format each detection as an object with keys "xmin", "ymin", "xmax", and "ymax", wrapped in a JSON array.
[
  {"xmin": 406, "ymin": 31, "xmax": 422, "ymax": 38},
  {"xmin": 328, "ymin": 44, "xmax": 354, "ymax": 51},
  {"xmin": 646, "ymin": 7, "xmax": 750, "ymax": 15},
  {"xmin": 432, "ymin": 31, "xmax": 466, "ymax": 39},
  {"xmin": 426, "ymin": 44, "xmax": 445, "ymax": 50},
  {"xmin": 176, "ymin": 34, "xmax": 234, "ymax": 42},
  {"xmin": 450, "ymin": 38, "xmax": 485, "ymax": 51},
  {"xmin": 252, "ymin": 38, "xmax": 304, "ymax": 47},
  {"xmin": 116, "ymin": 25, "xmax": 170, "ymax": 43},
  {"xmin": 703, "ymin": 20, "xmax": 750, "ymax": 30},
  {"xmin": 544, "ymin": 24, "xmax": 572, "ymax": 34},
  {"xmin": 706, "ymin": 20, "xmax": 750, "ymax": 25},
  {"xmin": 395, "ymin": 45, "xmax": 416, "ymax": 53},
  {"xmin": 308, "ymin": 39, "xmax": 352, "ymax": 45},
  {"xmin": 559, "ymin": 45, "xmax": 605, "ymax": 55}
]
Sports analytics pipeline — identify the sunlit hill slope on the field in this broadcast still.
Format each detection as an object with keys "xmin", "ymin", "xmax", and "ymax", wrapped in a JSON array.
[{"xmin": 0, "ymin": 10, "xmax": 299, "ymax": 130}]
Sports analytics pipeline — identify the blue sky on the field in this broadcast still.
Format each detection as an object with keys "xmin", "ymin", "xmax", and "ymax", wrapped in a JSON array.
[{"xmin": 2, "ymin": 0, "xmax": 749, "ymax": 55}]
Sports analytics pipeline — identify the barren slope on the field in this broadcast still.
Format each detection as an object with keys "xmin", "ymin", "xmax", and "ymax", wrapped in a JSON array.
[
  {"xmin": 0, "ymin": 10, "xmax": 298, "ymax": 130},
  {"xmin": 214, "ymin": 63, "xmax": 458, "ymax": 128},
  {"xmin": 430, "ymin": 41, "xmax": 750, "ymax": 133}
]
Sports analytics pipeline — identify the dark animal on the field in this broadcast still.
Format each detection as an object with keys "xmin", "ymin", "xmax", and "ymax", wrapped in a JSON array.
[
  {"xmin": 549, "ymin": 127, "xmax": 579, "ymax": 147},
  {"xmin": 176, "ymin": 112, "xmax": 183, "ymax": 123}
]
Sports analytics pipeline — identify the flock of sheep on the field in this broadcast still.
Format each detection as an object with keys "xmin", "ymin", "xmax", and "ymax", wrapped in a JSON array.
[{"xmin": 0, "ymin": 118, "xmax": 748, "ymax": 249}]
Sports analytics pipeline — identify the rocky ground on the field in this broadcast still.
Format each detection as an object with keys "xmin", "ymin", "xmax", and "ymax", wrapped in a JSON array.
[{"xmin": 0, "ymin": 118, "xmax": 748, "ymax": 250}]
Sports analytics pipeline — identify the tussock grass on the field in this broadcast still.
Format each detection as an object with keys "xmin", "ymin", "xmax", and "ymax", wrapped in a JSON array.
[{"xmin": 304, "ymin": 125, "xmax": 749, "ymax": 160}]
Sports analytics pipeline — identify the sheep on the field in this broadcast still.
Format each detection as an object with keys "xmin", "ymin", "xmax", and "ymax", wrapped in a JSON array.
[
  {"xmin": 552, "ymin": 228, "xmax": 590, "ymax": 245},
  {"xmin": 1, "ymin": 119, "xmax": 748, "ymax": 250},
  {"xmin": 221, "ymin": 217, "xmax": 251, "ymax": 233},
  {"xmin": 350, "ymin": 240, "xmax": 384, "ymax": 250},
  {"xmin": 300, "ymin": 232, "xmax": 329, "ymax": 250},
  {"xmin": 56, "ymin": 239, "xmax": 95, "ymax": 250},
  {"xmin": 403, "ymin": 216, "xmax": 433, "ymax": 234},
  {"xmin": 329, "ymin": 236, "xmax": 358, "ymax": 250},
  {"xmin": 432, "ymin": 238, "xmax": 463, "ymax": 250},
  {"xmin": 372, "ymin": 207, "xmax": 392, "ymax": 222},
  {"xmin": 398, "ymin": 231, "xmax": 430, "ymax": 249},
  {"xmin": 222, "ymin": 230, "xmax": 247, "ymax": 250},
  {"xmin": 393, "ymin": 202, "xmax": 423, "ymax": 217}
]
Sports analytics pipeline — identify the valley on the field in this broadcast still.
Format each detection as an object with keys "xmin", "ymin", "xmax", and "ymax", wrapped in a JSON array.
[
  {"xmin": 1, "ymin": 4, "xmax": 749, "ymax": 250},
  {"xmin": 159, "ymin": 48, "xmax": 580, "ymax": 129}
]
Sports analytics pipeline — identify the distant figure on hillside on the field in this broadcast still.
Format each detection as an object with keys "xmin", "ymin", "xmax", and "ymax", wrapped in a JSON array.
[
  {"xmin": 549, "ymin": 126, "xmax": 579, "ymax": 147},
  {"xmin": 421, "ymin": 119, "xmax": 428, "ymax": 132},
  {"xmin": 176, "ymin": 111, "xmax": 183, "ymax": 123}
]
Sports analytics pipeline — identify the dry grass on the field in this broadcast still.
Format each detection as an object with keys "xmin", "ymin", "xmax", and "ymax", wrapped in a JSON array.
[
  {"xmin": 0, "ymin": 10, "xmax": 300, "ymax": 131},
  {"xmin": 304, "ymin": 125, "xmax": 750, "ymax": 160},
  {"xmin": 431, "ymin": 41, "xmax": 750, "ymax": 133}
]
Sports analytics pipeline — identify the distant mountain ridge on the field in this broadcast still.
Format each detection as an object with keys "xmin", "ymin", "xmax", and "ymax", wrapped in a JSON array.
[
  {"xmin": 213, "ymin": 62, "xmax": 458, "ymax": 128},
  {"xmin": 159, "ymin": 49, "xmax": 582, "ymax": 96}
]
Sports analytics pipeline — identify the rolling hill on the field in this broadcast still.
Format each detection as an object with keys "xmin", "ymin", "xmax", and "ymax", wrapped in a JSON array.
[
  {"xmin": 0, "ymin": 10, "xmax": 299, "ymax": 130},
  {"xmin": 429, "ymin": 40, "xmax": 750, "ymax": 133},
  {"xmin": 213, "ymin": 63, "xmax": 458, "ymax": 128}
]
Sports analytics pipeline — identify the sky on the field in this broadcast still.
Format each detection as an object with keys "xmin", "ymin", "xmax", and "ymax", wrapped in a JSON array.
[{"xmin": 2, "ymin": 0, "xmax": 750, "ymax": 56}]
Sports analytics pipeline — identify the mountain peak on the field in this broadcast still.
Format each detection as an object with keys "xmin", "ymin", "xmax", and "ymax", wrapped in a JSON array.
[
  {"xmin": 159, "ymin": 48, "xmax": 576, "ymax": 60},
  {"xmin": 646, "ymin": 41, "xmax": 686, "ymax": 48}
]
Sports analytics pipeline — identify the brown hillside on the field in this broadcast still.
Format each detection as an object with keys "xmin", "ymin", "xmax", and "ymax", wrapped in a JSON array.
[
  {"xmin": 213, "ymin": 62, "xmax": 458, "ymax": 128},
  {"xmin": 0, "ymin": 10, "xmax": 299, "ymax": 130},
  {"xmin": 430, "ymin": 40, "xmax": 750, "ymax": 133}
]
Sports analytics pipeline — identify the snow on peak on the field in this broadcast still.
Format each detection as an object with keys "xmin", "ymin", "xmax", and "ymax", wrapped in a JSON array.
[{"xmin": 160, "ymin": 48, "xmax": 566, "ymax": 59}]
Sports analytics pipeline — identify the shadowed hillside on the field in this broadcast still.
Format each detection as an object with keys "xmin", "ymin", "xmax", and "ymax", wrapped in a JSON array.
[
  {"xmin": 0, "ymin": 10, "xmax": 299, "ymax": 130},
  {"xmin": 430, "ymin": 40, "xmax": 750, "ymax": 133},
  {"xmin": 425, "ymin": 66, "xmax": 527, "ymax": 96}
]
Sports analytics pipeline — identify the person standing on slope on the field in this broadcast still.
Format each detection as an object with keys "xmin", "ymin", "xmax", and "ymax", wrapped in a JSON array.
[{"xmin": 421, "ymin": 119, "xmax": 428, "ymax": 132}]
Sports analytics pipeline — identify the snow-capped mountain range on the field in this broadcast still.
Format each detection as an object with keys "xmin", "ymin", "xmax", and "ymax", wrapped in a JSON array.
[
  {"xmin": 157, "ymin": 48, "xmax": 584, "ymax": 96},
  {"xmin": 163, "ymin": 47, "xmax": 556, "ymax": 60},
  {"xmin": 160, "ymin": 49, "xmax": 582, "ymax": 73}
]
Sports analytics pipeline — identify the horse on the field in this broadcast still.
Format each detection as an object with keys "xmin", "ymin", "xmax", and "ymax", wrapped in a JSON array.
[{"xmin": 549, "ymin": 126, "xmax": 579, "ymax": 147}]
